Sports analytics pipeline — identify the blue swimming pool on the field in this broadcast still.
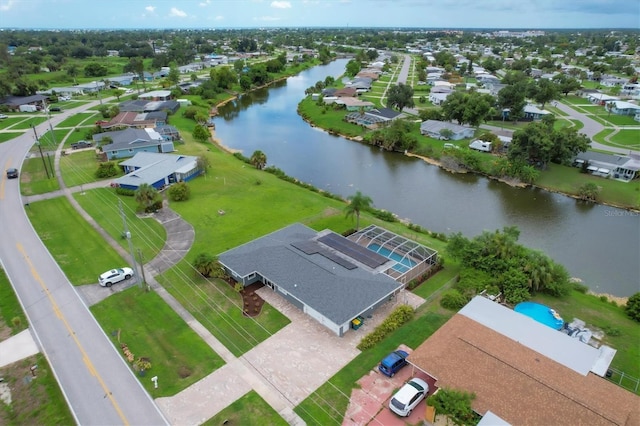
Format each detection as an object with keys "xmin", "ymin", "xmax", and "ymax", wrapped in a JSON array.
[
  {"xmin": 367, "ymin": 243, "xmax": 416, "ymax": 273},
  {"xmin": 514, "ymin": 302, "xmax": 564, "ymax": 330}
]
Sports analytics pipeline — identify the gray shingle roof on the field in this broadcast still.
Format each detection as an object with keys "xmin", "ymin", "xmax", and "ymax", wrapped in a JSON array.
[
  {"xmin": 218, "ymin": 223, "xmax": 403, "ymax": 325},
  {"xmin": 115, "ymin": 152, "xmax": 198, "ymax": 187}
]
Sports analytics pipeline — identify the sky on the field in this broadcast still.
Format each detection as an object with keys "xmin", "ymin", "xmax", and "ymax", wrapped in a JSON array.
[{"xmin": 0, "ymin": 0, "xmax": 638, "ymax": 30}]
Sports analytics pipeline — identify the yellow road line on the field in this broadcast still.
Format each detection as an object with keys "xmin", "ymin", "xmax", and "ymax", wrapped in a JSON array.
[
  {"xmin": 17, "ymin": 243, "xmax": 129, "ymax": 426},
  {"xmin": 0, "ymin": 159, "xmax": 9, "ymax": 200}
]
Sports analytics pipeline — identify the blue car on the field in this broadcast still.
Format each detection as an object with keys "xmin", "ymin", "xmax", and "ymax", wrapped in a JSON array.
[{"xmin": 378, "ymin": 350, "xmax": 409, "ymax": 377}]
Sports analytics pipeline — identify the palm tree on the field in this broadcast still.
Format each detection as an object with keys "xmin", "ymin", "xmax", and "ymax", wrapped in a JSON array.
[
  {"xmin": 250, "ymin": 150, "xmax": 267, "ymax": 170},
  {"xmin": 134, "ymin": 183, "xmax": 158, "ymax": 211},
  {"xmin": 344, "ymin": 191, "xmax": 373, "ymax": 231}
]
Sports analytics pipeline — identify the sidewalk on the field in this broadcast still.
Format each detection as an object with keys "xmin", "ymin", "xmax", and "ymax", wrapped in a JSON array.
[{"xmin": 0, "ymin": 329, "xmax": 40, "ymax": 368}]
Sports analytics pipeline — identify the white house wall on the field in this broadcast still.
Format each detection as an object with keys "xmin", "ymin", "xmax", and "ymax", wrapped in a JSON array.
[{"xmin": 303, "ymin": 305, "xmax": 341, "ymax": 336}]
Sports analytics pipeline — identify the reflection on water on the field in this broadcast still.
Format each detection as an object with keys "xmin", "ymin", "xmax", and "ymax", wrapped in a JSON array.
[{"xmin": 214, "ymin": 59, "xmax": 640, "ymax": 296}]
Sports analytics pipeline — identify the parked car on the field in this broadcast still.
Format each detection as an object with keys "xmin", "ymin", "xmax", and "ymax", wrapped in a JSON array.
[
  {"xmin": 378, "ymin": 350, "xmax": 409, "ymax": 377},
  {"xmin": 98, "ymin": 267, "xmax": 133, "ymax": 287},
  {"xmin": 0, "ymin": 114, "xmax": 8, "ymax": 119},
  {"xmin": 71, "ymin": 141, "xmax": 92, "ymax": 149},
  {"xmin": 49, "ymin": 106, "xmax": 61, "ymax": 112},
  {"xmin": 6, "ymin": 168, "xmax": 19, "ymax": 179},
  {"xmin": 389, "ymin": 377, "xmax": 429, "ymax": 417}
]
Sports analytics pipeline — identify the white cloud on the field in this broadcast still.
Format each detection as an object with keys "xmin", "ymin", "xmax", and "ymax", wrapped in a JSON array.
[
  {"xmin": 0, "ymin": 0, "xmax": 16, "ymax": 11},
  {"xmin": 270, "ymin": 1, "xmax": 291, "ymax": 9},
  {"xmin": 199, "ymin": 0, "xmax": 211, "ymax": 6},
  {"xmin": 214, "ymin": 15, "xmax": 224, "ymax": 20},
  {"xmin": 169, "ymin": 7, "xmax": 187, "ymax": 17},
  {"xmin": 145, "ymin": 5, "xmax": 155, "ymax": 13}
]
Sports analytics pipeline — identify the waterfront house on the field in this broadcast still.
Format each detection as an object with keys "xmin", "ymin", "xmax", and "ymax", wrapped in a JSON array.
[
  {"xmin": 420, "ymin": 120, "xmax": 475, "ymax": 140},
  {"xmin": 113, "ymin": 152, "xmax": 201, "ymax": 191}
]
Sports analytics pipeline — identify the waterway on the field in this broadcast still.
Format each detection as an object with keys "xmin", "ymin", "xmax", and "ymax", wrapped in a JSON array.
[{"xmin": 213, "ymin": 59, "xmax": 640, "ymax": 297}]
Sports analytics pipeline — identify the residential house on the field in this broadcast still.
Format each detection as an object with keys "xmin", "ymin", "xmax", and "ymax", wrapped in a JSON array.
[
  {"xmin": 588, "ymin": 93, "xmax": 620, "ymax": 105},
  {"xmin": 93, "ymin": 128, "xmax": 174, "ymax": 160},
  {"xmin": 575, "ymin": 151, "xmax": 640, "ymax": 181},
  {"xmin": 407, "ymin": 296, "xmax": 638, "ymax": 426},
  {"xmin": 601, "ymin": 77, "xmax": 628, "ymax": 88},
  {"xmin": 420, "ymin": 120, "xmax": 475, "ymax": 140},
  {"xmin": 428, "ymin": 92, "xmax": 451, "ymax": 106},
  {"xmin": 0, "ymin": 94, "xmax": 46, "ymax": 111},
  {"xmin": 218, "ymin": 223, "xmax": 437, "ymax": 336},
  {"xmin": 334, "ymin": 97, "xmax": 375, "ymax": 111},
  {"xmin": 523, "ymin": 104, "xmax": 552, "ymax": 120},
  {"xmin": 100, "ymin": 111, "xmax": 168, "ymax": 130},
  {"xmin": 333, "ymin": 87, "xmax": 358, "ymax": 98},
  {"xmin": 75, "ymin": 81, "xmax": 105, "ymax": 93},
  {"xmin": 607, "ymin": 100, "xmax": 640, "ymax": 116},
  {"xmin": 138, "ymin": 90, "xmax": 172, "ymax": 101},
  {"xmin": 621, "ymin": 83, "xmax": 640, "ymax": 97},
  {"xmin": 114, "ymin": 152, "xmax": 201, "ymax": 191},
  {"xmin": 345, "ymin": 107, "xmax": 402, "ymax": 129},
  {"xmin": 108, "ymin": 74, "xmax": 136, "ymax": 86}
]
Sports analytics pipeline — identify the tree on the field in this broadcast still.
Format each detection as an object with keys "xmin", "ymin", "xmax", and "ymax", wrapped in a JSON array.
[
  {"xmin": 366, "ymin": 49, "xmax": 378, "ymax": 62},
  {"xmin": 167, "ymin": 62, "xmax": 180, "ymax": 87},
  {"xmin": 84, "ymin": 62, "xmax": 108, "ymax": 77},
  {"xmin": 577, "ymin": 182, "xmax": 600, "ymax": 202},
  {"xmin": 344, "ymin": 191, "xmax": 372, "ymax": 231},
  {"xmin": 192, "ymin": 124, "xmax": 210, "ymax": 142},
  {"xmin": 441, "ymin": 91, "xmax": 495, "ymax": 126},
  {"xmin": 134, "ymin": 183, "xmax": 160, "ymax": 211},
  {"xmin": 250, "ymin": 150, "xmax": 267, "ymax": 170},
  {"xmin": 508, "ymin": 121, "xmax": 555, "ymax": 168},
  {"xmin": 497, "ymin": 83, "xmax": 527, "ymax": 121},
  {"xmin": 66, "ymin": 64, "xmax": 79, "ymax": 85},
  {"xmin": 239, "ymin": 75, "xmax": 252, "ymax": 91},
  {"xmin": 529, "ymin": 78, "xmax": 559, "ymax": 109},
  {"xmin": 387, "ymin": 83, "xmax": 414, "ymax": 112},
  {"xmin": 553, "ymin": 74, "xmax": 581, "ymax": 97},
  {"xmin": 345, "ymin": 59, "xmax": 361, "ymax": 77},
  {"xmin": 193, "ymin": 253, "xmax": 225, "ymax": 278},
  {"xmin": 197, "ymin": 155, "xmax": 211, "ymax": 175},
  {"xmin": 625, "ymin": 293, "xmax": 640, "ymax": 322}
]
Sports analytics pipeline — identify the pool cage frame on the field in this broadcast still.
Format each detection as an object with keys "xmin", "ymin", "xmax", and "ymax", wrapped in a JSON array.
[{"xmin": 348, "ymin": 225, "xmax": 438, "ymax": 284}]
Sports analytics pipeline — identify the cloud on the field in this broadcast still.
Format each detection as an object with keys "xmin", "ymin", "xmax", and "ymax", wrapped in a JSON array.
[
  {"xmin": 145, "ymin": 5, "xmax": 155, "ymax": 13},
  {"xmin": 169, "ymin": 7, "xmax": 187, "ymax": 17},
  {"xmin": 270, "ymin": 1, "xmax": 291, "ymax": 9},
  {"xmin": 0, "ymin": 0, "xmax": 16, "ymax": 11},
  {"xmin": 254, "ymin": 15, "xmax": 281, "ymax": 21},
  {"xmin": 199, "ymin": 0, "xmax": 211, "ymax": 6},
  {"xmin": 214, "ymin": 15, "xmax": 224, "ymax": 20}
]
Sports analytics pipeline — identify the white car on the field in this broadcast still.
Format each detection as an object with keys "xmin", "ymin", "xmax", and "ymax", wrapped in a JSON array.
[
  {"xmin": 99, "ymin": 267, "xmax": 134, "ymax": 287},
  {"xmin": 389, "ymin": 377, "xmax": 429, "ymax": 417},
  {"xmin": 0, "ymin": 114, "xmax": 8, "ymax": 119}
]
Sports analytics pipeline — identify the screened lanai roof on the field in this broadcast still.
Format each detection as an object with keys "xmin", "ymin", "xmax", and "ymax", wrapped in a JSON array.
[{"xmin": 348, "ymin": 224, "xmax": 437, "ymax": 268}]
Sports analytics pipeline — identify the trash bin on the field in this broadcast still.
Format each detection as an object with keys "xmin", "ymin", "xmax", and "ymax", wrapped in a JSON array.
[{"xmin": 351, "ymin": 316, "xmax": 364, "ymax": 330}]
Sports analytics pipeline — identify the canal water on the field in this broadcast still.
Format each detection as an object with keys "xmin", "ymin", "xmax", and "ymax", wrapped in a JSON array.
[{"xmin": 213, "ymin": 59, "xmax": 640, "ymax": 297}]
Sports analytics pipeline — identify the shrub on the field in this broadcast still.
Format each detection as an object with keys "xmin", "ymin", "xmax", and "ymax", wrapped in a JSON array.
[
  {"xmin": 572, "ymin": 282, "xmax": 589, "ymax": 293},
  {"xmin": 357, "ymin": 305, "xmax": 414, "ymax": 350},
  {"xmin": 168, "ymin": 181, "xmax": 190, "ymax": 201},
  {"xmin": 95, "ymin": 161, "xmax": 118, "ymax": 178},
  {"xmin": 115, "ymin": 187, "xmax": 135, "ymax": 196},
  {"xmin": 440, "ymin": 289, "xmax": 468, "ymax": 310},
  {"xmin": 427, "ymin": 388, "xmax": 477, "ymax": 426},
  {"xmin": 625, "ymin": 292, "xmax": 640, "ymax": 322},
  {"xmin": 371, "ymin": 209, "xmax": 397, "ymax": 222}
]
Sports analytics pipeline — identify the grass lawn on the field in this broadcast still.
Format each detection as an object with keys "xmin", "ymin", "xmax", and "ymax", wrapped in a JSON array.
[
  {"xmin": 10, "ymin": 116, "xmax": 48, "ymax": 130},
  {"xmin": 593, "ymin": 112, "xmax": 639, "ymax": 126},
  {"xmin": 297, "ymin": 97, "xmax": 367, "ymax": 138},
  {"xmin": 0, "ymin": 267, "xmax": 27, "ymax": 335},
  {"xmin": 0, "ymin": 117, "xmax": 25, "ymax": 129},
  {"xmin": 32, "ymin": 129, "xmax": 68, "ymax": 151},
  {"xmin": 295, "ymin": 310, "xmax": 451, "ymax": 425},
  {"xmin": 593, "ymin": 128, "xmax": 616, "ymax": 144},
  {"xmin": 610, "ymin": 130, "xmax": 640, "ymax": 149},
  {"xmin": 560, "ymin": 96, "xmax": 589, "ymax": 106},
  {"xmin": 26, "ymin": 197, "xmax": 129, "ymax": 285},
  {"xmin": 60, "ymin": 150, "xmax": 108, "ymax": 187},
  {"xmin": 533, "ymin": 290, "xmax": 640, "ymax": 388},
  {"xmin": 74, "ymin": 188, "xmax": 166, "ymax": 263},
  {"xmin": 202, "ymin": 390, "xmax": 288, "ymax": 425},
  {"xmin": 91, "ymin": 287, "xmax": 224, "ymax": 397},
  {"xmin": 534, "ymin": 163, "xmax": 640, "ymax": 209},
  {"xmin": 57, "ymin": 112, "xmax": 99, "ymax": 128},
  {"xmin": 20, "ymin": 157, "xmax": 60, "ymax": 196},
  {"xmin": 0, "ymin": 131, "xmax": 23, "ymax": 143}
]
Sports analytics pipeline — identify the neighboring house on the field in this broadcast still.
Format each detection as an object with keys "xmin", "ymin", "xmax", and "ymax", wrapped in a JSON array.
[
  {"xmin": 523, "ymin": 104, "xmax": 552, "ymax": 120},
  {"xmin": 155, "ymin": 125, "xmax": 181, "ymax": 141},
  {"xmin": 420, "ymin": 120, "xmax": 475, "ymax": 140},
  {"xmin": 218, "ymin": 223, "xmax": 438, "ymax": 336},
  {"xmin": 334, "ymin": 97, "xmax": 375, "ymax": 111},
  {"xmin": 601, "ymin": 77, "xmax": 627, "ymax": 87},
  {"xmin": 75, "ymin": 81, "xmax": 105, "ymax": 93},
  {"xmin": 333, "ymin": 87, "xmax": 358, "ymax": 98},
  {"xmin": 93, "ymin": 128, "xmax": 174, "ymax": 160},
  {"xmin": 485, "ymin": 82, "xmax": 507, "ymax": 96},
  {"xmin": 114, "ymin": 152, "xmax": 201, "ymax": 191},
  {"xmin": 428, "ymin": 92, "xmax": 451, "ymax": 106},
  {"xmin": 635, "ymin": 112, "xmax": 640, "ymax": 122},
  {"xmin": 345, "ymin": 107, "xmax": 402, "ymax": 128},
  {"xmin": 39, "ymin": 87, "xmax": 85, "ymax": 97},
  {"xmin": 587, "ymin": 93, "xmax": 619, "ymax": 105},
  {"xmin": 607, "ymin": 100, "xmax": 640, "ymax": 116},
  {"xmin": 139, "ymin": 90, "xmax": 172, "ymax": 101},
  {"xmin": 118, "ymin": 99, "xmax": 179, "ymax": 114},
  {"xmin": 575, "ymin": 151, "xmax": 640, "ymax": 181},
  {"xmin": 622, "ymin": 83, "xmax": 640, "ymax": 97},
  {"xmin": 0, "ymin": 94, "xmax": 46, "ymax": 111},
  {"xmin": 407, "ymin": 296, "xmax": 638, "ymax": 426},
  {"xmin": 577, "ymin": 88, "xmax": 601, "ymax": 98},
  {"xmin": 100, "ymin": 111, "xmax": 168, "ymax": 130},
  {"xmin": 108, "ymin": 74, "xmax": 136, "ymax": 86}
]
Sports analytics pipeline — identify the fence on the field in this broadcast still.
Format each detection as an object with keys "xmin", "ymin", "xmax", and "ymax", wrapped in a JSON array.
[{"xmin": 606, "ymin": 368, "xmax": 640, "ymax": 394}]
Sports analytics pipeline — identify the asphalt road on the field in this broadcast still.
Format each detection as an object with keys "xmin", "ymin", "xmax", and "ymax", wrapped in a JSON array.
[{"xmin": 0, "ymin": 105, "xmax": 168, "ymax": 425}]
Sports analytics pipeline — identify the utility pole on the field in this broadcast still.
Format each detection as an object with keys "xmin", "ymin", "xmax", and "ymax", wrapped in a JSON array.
[
  {"xmin": 31, "ymin": 125, "xmax": 50, "ymax": 179},
  {"xmin": 44, "ymin": 99, "xmax": 59, "ymax": 151},
  {"xmin": 96, "ymin": 81, "xmax": 102, "ymax": 105},
  {"xmin": 137, "ymin": 248, "xmax": 149, "ymax": 292},
  {"xmin": 119, "ymin": 200, "xmax": 141, "ymax": 288}
]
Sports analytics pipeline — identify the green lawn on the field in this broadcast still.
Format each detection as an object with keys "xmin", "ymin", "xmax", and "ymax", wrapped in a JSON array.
[
  {"xmin": 58, "ymin": 112, "xmax": 99, "ymax": 128},
  {"xmin": 91, "ymin": 287, "xmax": 224, "ymax": 397},
  {"xmin": 0, "ymin": 131, "xmax": 23, "ymax": 143},
  {"xmin": 74, "ymin": 188, "xmax": 166, "ymax": 263},
  {"xmin": 609, "ymin": 130, "xmax": 640, "ymax": 149},
  {"xmin": 20, "ymin": 157, "xmax": 60, "ymax": 196},
  {"xmin": 593, "ymin": 128, "xmax": 616, "ymax": 144},
  {"xmin": 0, "ymin": 267, "xmax": 27, "ymax": 335},
  {"xmin": 593, "ymin": 112, "xmax": 639, "ymax": 126},
  {"xmin": 10, "ymin": 116, "xmax": 48, "ymax": 129},
  {"xmin": 533, "ymin": 290, "xmax": 640, "ymax": 384},
  {"xmin": 26, "ymin": 197, "xmax": 129, "ymax": 285},
  {"xmin": 0, "ymin": 116, "xmax": 26, "ymax": 129},
  {"xmin": 297, "ymin": 97, "xmax": 368, "ymax": 138},
  {"xmin": 560, "ymin": 95, "xmax": 590, "ymax": 106},
  {"xmin": 60, "ymin": 150, "xmax": 108, "ymax": 187},
  {"xmin": 534, "ymin": 163, "xmax": 640, "ymax": 209},
  {"xmin": 202, "ymin": 390, "xmax": 288, "ymax": 426}
]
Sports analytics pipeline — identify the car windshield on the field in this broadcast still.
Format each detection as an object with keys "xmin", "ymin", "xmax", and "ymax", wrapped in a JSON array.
[
  {"xmin": 390, "ymin": 397, "xmax": 406, "ymax": 410},
  {"xmin": 408, "ymin": 381, "xmax": 425, "ymax": 392}
]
